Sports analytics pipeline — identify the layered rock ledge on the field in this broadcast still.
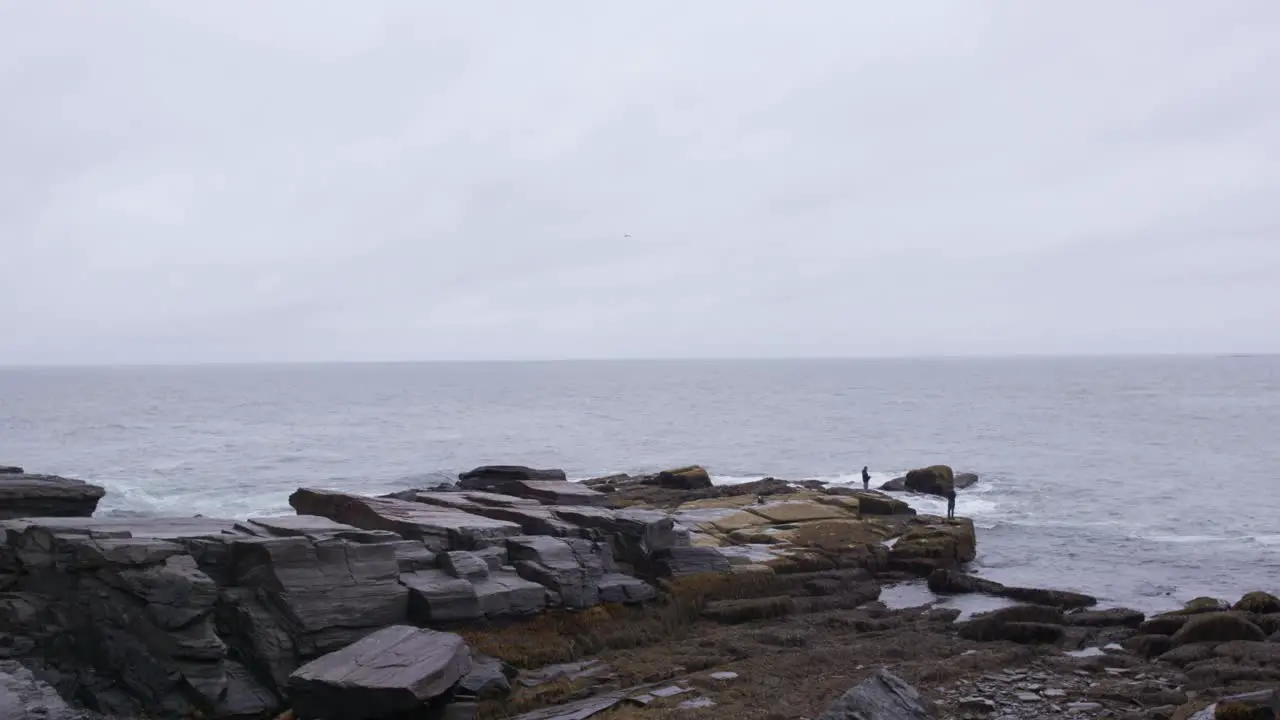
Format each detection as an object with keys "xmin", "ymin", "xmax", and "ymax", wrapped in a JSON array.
[
  {"xmin": 3, "ymin": 462, "xmax": 1273, "ymax": 720},
  {"xmin": 0, "ymin": 470, "xmax": 105, "ymax": 520}
]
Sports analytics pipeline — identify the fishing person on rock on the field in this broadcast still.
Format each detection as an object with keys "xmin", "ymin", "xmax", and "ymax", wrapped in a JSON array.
[{"xmin": 862, "ymin": 465, "xmax": 870, "ymax": 490}]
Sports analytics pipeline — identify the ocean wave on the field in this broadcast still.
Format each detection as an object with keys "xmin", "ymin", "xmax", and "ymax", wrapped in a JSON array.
[{"xmin": 1129, "ymin": 533, "xmax": 1259, "ymax": 545}]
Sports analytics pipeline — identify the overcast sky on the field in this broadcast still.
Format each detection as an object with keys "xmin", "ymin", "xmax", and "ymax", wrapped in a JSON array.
[{"xmin": 2, "ymin": 2, "xmax": 1278, "ymax": 364}]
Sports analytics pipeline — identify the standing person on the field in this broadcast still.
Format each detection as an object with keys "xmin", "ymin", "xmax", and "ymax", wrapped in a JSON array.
[
  {"xmin": 862, "ymin": 466, "xmax": 870, "ymax": 490},
  {"xmin": 946, "ymin": 488, "xmax": 956, "ymax": 521}
]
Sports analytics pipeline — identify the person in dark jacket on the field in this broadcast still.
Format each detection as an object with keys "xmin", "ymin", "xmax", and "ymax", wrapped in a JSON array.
[
  {"xmin": 946, "ymin": 488, "xmax": 957, "ymax": 521},
  {"xmin": 862, "ymin": 466, "xmax": 870, "ymax": 490}
]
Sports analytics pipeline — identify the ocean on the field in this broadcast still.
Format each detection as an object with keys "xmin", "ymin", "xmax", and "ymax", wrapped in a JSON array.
[{"xmin": 2, "ymin": 356, "xmax": 1277, "ymax": 613}]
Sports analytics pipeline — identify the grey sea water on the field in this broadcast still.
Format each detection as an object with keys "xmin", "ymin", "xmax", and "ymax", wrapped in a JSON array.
[{"xmin": 2, "ymin": 356, "xmax": 1277, "ymax": 612}]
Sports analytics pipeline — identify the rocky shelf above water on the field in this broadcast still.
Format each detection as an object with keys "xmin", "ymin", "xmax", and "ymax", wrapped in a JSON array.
[{"xmin": 1, "ymin": 463, "xmax": 1276, "ymax": 720}]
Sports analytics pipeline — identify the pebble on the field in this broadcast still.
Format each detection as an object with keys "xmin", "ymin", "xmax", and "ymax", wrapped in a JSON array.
[
  {"xmin": 1068, "ymin": 702, "xmax": 1103, "ymax": 711},
  {"xmin": 1042, "ymin": 688, "xmax": 1066, "ymax": 698},
  {"xmin": 708, "ymin": 671, "xmax": 739, "ymax": 681},
  {"xmin": 1016, "ymin": 692, "xmax": 1041, "ymax": 702}
]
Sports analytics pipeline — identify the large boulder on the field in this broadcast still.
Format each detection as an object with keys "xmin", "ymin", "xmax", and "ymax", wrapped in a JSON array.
[
  {"xmin": 649, "ymin": 465, "xmax": 713, "ymax": 490},
  {"xmin": 288, "ymin": 626, "xmax": 471, "ymax": 720},
  {"xmin": 1170, "ymin": 612, "xmax": 1267, "ymax": 646},
  {"xmin": 457, "ymin": 466, "xmax": 611, "ymax": 506},
  {"xmin": 1234, "ymin": 591, "xmax": 1280, "ymax": 614},
  {"xmin": 289, "ymin": 488, "xmax": 522, "ymax": 550},
  {"xmin": 817, "ymin": 668, "xmax": 933, "ymax": 720},
  {"xmin": 0, "ymin": 473, "xmax": 106, "ymax": 520},
  {"xmin": 458, "ymin": 465, "xmax": 567, "ymax": 486},
  {"xmin": 903, "ymin": 465, "xmax": 955, "ymax": 497}
]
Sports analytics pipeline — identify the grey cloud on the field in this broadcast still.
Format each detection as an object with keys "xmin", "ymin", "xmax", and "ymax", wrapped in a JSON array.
[{"xmin": 1, "ymin": 1, "xmax": 1278, "ymax": 363}]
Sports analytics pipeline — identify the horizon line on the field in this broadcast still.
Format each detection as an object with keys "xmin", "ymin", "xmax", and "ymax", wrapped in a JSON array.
[{"xmin": 1, "ymin": 351, "xmax": 1275, "ymax": 370}]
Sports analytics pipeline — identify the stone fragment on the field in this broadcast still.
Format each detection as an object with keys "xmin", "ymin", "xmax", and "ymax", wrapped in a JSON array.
[
  {"xmin": 402, "ymin": 570, "xmax": 481, "ymax": 622},
  {"xmin": 455, "ymin": 654, "xmax": 515, "ymax": 700},
  {"xmin": 596, "ymin": 573, "xmax": 657, "ymax": 604},
  {"xmin": 817, "ymin": 668, "xmax": 932, "ymax": 720},
  {"xmin": 440, "ymin": 551, "xmax": 491, "ymax": 580}
]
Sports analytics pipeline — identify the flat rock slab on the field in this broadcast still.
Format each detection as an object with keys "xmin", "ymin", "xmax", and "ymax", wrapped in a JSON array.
[
  {"xmin": 241, "ymin": 514, "xmax": 398, "ymax": 541},
  {"xmin": 746, "ymin": 501, "xmax": 851, "ymax": 524},
  {"xmin": 506, "ymin": 691, "xmax": 626, "ymax": 720},
  {"xmin": 1, "ymin": 515, "xmax": 243, "ymax": 540},
  {"xmin": 402, "ymin": 490, "xmax": 542, "ymax": 511},
  {"xmin": 516, "ymin": 481, "xmax": 611, "ymax": 507},
  {"xmin": 289, "ymin": 625, "xmax": 472, "ymax": 720},
  {"xmin": 0, "ymin": 473, "xmax": 107, "ymax": 520}
]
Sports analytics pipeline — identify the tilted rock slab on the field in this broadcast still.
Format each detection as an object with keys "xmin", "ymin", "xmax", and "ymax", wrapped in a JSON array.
[
  {"xmin": 817, "ymin": 668, "xmax": 934, "ymax": 720},
  {"xmin": 290, "ymin": 488, "xmax": 522, "ymax": 550},
  {"xmin": 0, "ymin": 473, "xmax": 106, "ymax": 520},
  {"xmin": 288, "ymin": 625, "xmax": 471, "ymax": 720}
]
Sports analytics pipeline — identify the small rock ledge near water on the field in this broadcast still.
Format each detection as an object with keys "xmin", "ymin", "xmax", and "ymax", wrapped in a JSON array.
[{"xmin": 1, "ymin": 463, "xmax": 1277, "ymax": 720}]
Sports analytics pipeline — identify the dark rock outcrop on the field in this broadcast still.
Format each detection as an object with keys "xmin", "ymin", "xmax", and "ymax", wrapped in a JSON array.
[
  {"xmin": 288, "ymin": 625, "xmax": 471, "ymax": 720},
  {"xmin": 458, "ymin": 465, "xmax": 567, "ymax": 486},
  {"xmin": 0, "ymin": 466, "xmax": 23, "ymax": 474},
  {"xmin": 817, "ymin": 668, "xmax": 933, "ymax": 720},
  {"xmin": 926, "ymin": 569, "xmax": 1096, "ymax": 609},
  {"xmin": 0, "ymin": 473, "xmax": 106, "ymax": 520},
  {"xmin": 457, "ymin": 467, "xmax": 610, "ymax": 506}
]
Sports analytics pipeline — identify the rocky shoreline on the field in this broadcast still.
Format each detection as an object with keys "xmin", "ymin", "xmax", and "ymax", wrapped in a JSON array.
[{"xmin": 1, "ymin": 464, "xmax": 1277, "ymax": 720}]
